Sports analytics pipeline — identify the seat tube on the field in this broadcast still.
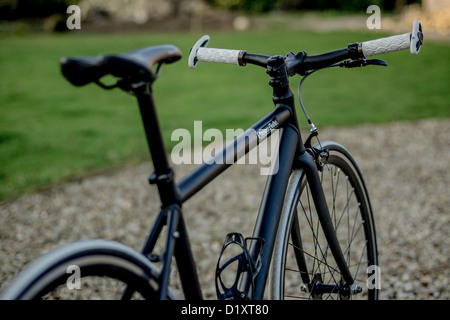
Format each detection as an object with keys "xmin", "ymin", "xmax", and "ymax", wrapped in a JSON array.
[{"xmin": 136, "ymin": 87, "xmax": 180, "ymax": 206}]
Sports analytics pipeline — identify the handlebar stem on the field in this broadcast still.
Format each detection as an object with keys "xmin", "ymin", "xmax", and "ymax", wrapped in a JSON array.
[
  {"xmin": 267, "ymin": 55, "xmax": 290, "ymax": 89},
  {"xmin": 285, "ymin": 51, "xmax": 307, "ymax": 76},
  {"xmin": 266, "ymin": 55, "xmax": 303, "ymax": 152}
]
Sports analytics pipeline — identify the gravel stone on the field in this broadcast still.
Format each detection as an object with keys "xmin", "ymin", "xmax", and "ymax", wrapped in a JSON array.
[{"xmin": 0, "ymin": 118, "xmax": 448, "ymax": 300}]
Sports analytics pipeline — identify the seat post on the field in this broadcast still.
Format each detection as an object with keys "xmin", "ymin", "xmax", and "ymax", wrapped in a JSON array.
[{"xmin": 135, "ymin": 85, "xmax": 180, "ymax": 206}]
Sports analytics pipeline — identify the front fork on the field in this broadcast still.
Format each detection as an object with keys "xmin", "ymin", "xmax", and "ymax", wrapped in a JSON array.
[
  {"xmin": 267, "ymin": 54, "xmax": 355, "ymax": 294},
  {"xmin": 293, "ymin": 139, "xmax": 355, "ymax": 294}
]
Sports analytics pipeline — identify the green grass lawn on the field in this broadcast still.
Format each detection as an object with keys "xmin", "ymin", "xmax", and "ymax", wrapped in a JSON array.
[{"xmin": 1, "ymin": 29, "xmax": 449, "ymax": 200}]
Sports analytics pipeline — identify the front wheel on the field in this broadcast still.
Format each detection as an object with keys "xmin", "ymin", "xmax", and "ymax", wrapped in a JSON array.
[
  {"xmin": 270, "ymin": 141, "xmax": 378, "ymax": 300},
  {"xmin": 0, "ymin": 239, "xmax": 171, "ymax": 300}
]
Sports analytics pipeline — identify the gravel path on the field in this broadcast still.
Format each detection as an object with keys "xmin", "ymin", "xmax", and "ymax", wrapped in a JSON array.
[{"xmin": 0, "ymin": 118, "xmax": 448, "ymax": 299}]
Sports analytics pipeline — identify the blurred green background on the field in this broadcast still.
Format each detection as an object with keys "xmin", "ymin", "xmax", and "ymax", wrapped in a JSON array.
[{"xmin": 1, "ymin": 0, "xmax": 449, "ymax": 200}]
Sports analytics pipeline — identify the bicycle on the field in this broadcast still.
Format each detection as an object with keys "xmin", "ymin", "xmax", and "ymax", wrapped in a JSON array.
[{"xmin": 0, "ymin": 20, "xmax": 423, "ymax": 300}]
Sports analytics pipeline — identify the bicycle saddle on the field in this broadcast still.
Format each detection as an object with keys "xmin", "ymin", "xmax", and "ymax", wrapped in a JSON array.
[{"xmin": 60, "ymin": 44, "xmax": 182, "ymax": 87}]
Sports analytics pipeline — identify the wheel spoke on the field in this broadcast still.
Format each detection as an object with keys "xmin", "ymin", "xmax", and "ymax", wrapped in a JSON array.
[{"xmin": 276, "ymin": 146, "xmax": 377, "ymax": 300}]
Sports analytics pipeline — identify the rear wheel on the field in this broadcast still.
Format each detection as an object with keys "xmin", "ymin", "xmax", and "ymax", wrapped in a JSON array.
[
  {"xmin": 270, "ymin": 141, "xmax": 378, "ymax": 300},
  {"xmin": 0, "ymin": 239, "xmax": 169, "ymax": 300}
]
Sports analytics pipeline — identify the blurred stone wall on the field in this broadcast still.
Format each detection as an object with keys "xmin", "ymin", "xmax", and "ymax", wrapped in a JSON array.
[
  {"xmin": 386, "ymin": 0, "xmax": 450, "ymax": 35},
  {"xmin": 79, "ymin": 0, "xmax": 209, "ymax": 24},
  {"xmin": 419, "ymin": 0, "xmax": 450, "ymax": 35}
]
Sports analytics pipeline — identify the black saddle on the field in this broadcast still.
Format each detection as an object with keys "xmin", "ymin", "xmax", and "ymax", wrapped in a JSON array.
[{"xmin": 61, "ymin": 44, "xmax": 182, "ymax": 87}]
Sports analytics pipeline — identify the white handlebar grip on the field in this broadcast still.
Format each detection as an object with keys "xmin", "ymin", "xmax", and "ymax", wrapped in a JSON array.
[
  {"xmin": 361, "ymin": 33, "xmax": 411, "ymax": 58},
  {"xmin": 189, "ymin": 35, "xmax": 210, "ymax": 68},
  {"xmin": 410, "ymin": 19, "xmax": 423, "ymax": 55},
  {"xmin": 361, "ymin": 20, "xmax": 423, "ymax": 58},
  {"xmin": 189, "ymin": 35, "xmax": 246, "ymax": 68},
  {"xmin": 196, "ymin": 47, "xmax": 242, "ymax": 65}
]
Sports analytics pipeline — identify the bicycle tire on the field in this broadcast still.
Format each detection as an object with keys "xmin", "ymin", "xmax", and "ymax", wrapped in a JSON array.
[
  {"xmin": 270, "ymin": 141, "xmax": 378, "ymax": 300},
  {"xmin": 0, "ymin": 239, "xmax": 174, "ymax": 300}
]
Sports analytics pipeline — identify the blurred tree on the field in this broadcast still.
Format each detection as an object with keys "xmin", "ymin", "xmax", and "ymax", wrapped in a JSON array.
[
  {"xmin": 205, "ymin": 0, "xmax": 278, "ymax": 12},
  {"xmin": 0, "ymin": 0, "xmax": 423, "ymax": 21},
  {"xmin": 0, "ymin": 0, "xmax": 80, "ymax": 20},
  {"xmin": 207, "ymin": 0, "xmax": 422, "ymax": 12}
]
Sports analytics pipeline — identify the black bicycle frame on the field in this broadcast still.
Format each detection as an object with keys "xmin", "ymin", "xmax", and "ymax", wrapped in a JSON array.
[{"xmin": 136, "ymin": 56, "xmax": 354, "ymax": 300}]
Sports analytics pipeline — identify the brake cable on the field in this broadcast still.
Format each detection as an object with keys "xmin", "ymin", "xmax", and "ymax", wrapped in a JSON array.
[{"xmin": 297, "ymin": 64, "xmax": 340, "ymax": 134}]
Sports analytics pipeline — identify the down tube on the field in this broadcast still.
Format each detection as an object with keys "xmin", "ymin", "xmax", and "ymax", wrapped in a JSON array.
[
  {"xmin": 250, "ymin": 125, "xmax": 299, "ymax": 299},
  {"xmin": 177, "ymin": 105, "xmax": 291, "ymax": 203}
]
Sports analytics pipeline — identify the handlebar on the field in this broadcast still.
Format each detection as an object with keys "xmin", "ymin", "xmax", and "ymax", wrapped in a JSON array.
[{"xmin": 188, "ymin": 20, "xmax": 423, "ymax": 74}]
